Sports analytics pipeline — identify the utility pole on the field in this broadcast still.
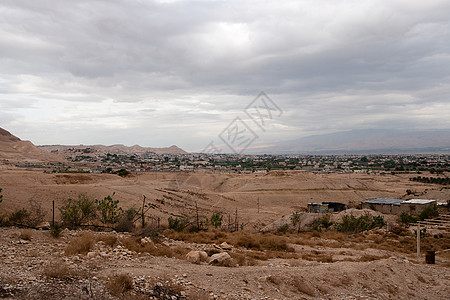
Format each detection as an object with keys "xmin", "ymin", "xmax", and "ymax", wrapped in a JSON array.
[
  {"xmin": 417, "ymin": 223, "xmax": 421, "ymax": 257},
  {"xmin": 142, "ymin": 195, "xmax": 146, "ymax": 228},
  {"xmin": 257, "ymin": 197, "xmax": 260, "ymax": 214},
  {"xmin": 52, "ymin": 200, "xmax": 55, "ymax": 227}
]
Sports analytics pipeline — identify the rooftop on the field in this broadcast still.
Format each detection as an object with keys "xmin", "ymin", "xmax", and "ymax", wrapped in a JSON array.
[
  {"xmin": 402, "ymin": 199, "xmax": 436, "ymax": 205},
  {"xmin": 362, "ymin": 198, "xmax": 404, "ymax": 205}
]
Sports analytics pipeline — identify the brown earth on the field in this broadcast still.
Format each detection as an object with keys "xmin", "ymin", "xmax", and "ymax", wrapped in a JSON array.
[
  {"xmin": 0, "ymin": 169, "xmax": 448, "ymax": 228},
  {"xmin": 1, "ymin": 169, "xmax": 449, "ymax": 299}
]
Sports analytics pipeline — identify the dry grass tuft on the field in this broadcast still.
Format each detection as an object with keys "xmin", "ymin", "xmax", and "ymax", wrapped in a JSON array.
[
  {"xmin": 121, "ymin": 237, "xmax": 190, "ymax": 259},
  {"xmin": 96, "ymin": 233, "xmax": 118, "ymax": 247},
  {"xmin": 107, "ymin": 273, "xmax": 133, "ymax": 296},
  {"xmin": 42, "ymin": 260, "xmax": 71, "ymax": 279},
  {"xmin": 229, "ymin": 252, "xmax": 258, "ymax": 266},
  {"xmin": 65, "ymin": 232, "xmax": 94, "ymax": 255},
  {"xmin": 301, "ymin": 251, "xmax": 334, "ymax": 263},
  {"xmin": 292, "ymin": 276, "xmax": 316, "ymax": 296},
  {"xmin": 19, "ymin": 229, "xmax": 32, "ymax": 241}
]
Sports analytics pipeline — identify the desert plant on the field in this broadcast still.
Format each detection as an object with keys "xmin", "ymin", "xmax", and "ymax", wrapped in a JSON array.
[
  {"xmin": 210, "ymin": 212, "xmax": 223, "ymax": 228},
  {"xmin": 59, "ymin": 194, "xmax": 97, "ymax": 228},
  {"xmin": 398, "ymin": 212, "xmax": 418, "ymax": 225},
  {"xmin": 114, "ymin": 207, "xmax": 138, "ymax": 232},
  {"xmin": 42, "ymin": 260, "xmax": 71, "ymax": 279},
  {"xmin": 419, "ymin": 203, "xmax": 439, "ymax": 220},
  {"xmin": 64, "ymin": 232, "xmax": 95, "ymax": 255},
  {"xmin": 0, "ymin": 187, "xmax": 3, "ymax": 203},
  {"xmin": 50, "ymin": 223, "xmax": 62, "ymax": 238},
  {"xmin": 168, "ymin": 216, "xmax": 189, "ymax": 232},
  {"xmin": 311, "ymin": 214, "xmax": 333, "ymax": 231},
  {"xmin": 19, "ymin": 229, "xmax": 32, "ymax": 240},
  {"xmin": 277, "ymin": 224, "xmax": 289, "ymax": 234},
  {"xmin": 117, "ymin": 169, "xmax": 130, "ymax": 177},
  {"xmin": 335, "ymin": 213, "xmax": 385, "ymax": 233},
  {"xmin": 96, "ymin": 193, "xmax": 123, "ymax": 224},
  {"xmin": 8, "ymin": 208, "xmax": 30, "ymax": 226},
  {"xmin": 107, "ymin": 273, "xmax": 133, "ymax": 296}
]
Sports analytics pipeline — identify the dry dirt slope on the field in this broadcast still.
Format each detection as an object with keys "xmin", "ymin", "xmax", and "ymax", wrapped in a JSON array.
[
  {"xmin": 0, "ymin": 227, "xmax": 448, "ymax": 300},
  {"xmin": 0, "ymin": 169, "xmax": 448, "ymax": 228}
]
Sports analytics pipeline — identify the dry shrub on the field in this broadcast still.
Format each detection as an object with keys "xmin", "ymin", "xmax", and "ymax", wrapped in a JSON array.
[
  {"xmin": 267, "ymin": 275, "xmax": 283, "ymax": 285},
  {"xmin": 42, "ymin": 260, "xmax": 71, "ymax": 279},
  {"xmin": 121, "ymin": 237, "xmax": 189, "ymax": 259},
  {"xmin": 358, "ymin": 254, "xmax": 389, "ymax": 262},
  {"xmin": 301, "ymin": 251, "xmax": 333, "ymax": 263},
  {"xmin": 229, "ymin": 252, "xmax": 258, "ymax": 266},
  {"xmin": 265, "ymin": 251, "xmax": 298, "ymax": 259},
  {"xmin": 292, "ymin": 277, "xmax": 315, "ymax": 296},
  {"xmin": 65, "ymin": 232, "xmax": 94, "ymax": 255},
  {"xmin": 19, "ymin": 229, "xmax": 32, "ymax": 241},
  {"xmin": 96, "ymin": 233, "xmax": 118, "ymax": 247},
  {"xmin": 108, "ymin": 273, "xmax": 133, "ymax": 296}
]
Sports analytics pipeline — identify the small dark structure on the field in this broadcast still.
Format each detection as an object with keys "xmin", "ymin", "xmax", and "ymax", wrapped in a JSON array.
[
  {"xmin": 426, "ymin": 251, "xmax": 435, "ymax": 264},
  {"xmin": 307, "ymin": 202, "xmax": 347, "ymax": 213}
]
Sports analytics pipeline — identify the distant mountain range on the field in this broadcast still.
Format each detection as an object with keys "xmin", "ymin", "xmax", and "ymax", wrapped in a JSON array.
[
  {"xmin": 0, "ymin": 127, "xmax": 188, "ymax": 163},
  {"xmin": 38, "ymin": 144, "xmax": 187, "ymax": 155},
  {"xmin": 261, "ymin": 129, "xmax": 450, "ymax": 154}
]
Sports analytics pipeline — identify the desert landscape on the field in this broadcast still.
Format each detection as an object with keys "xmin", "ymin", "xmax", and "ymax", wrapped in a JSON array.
[{"xmin": 1, "ymin": 126, "xmax": 449, "ymax": 299}]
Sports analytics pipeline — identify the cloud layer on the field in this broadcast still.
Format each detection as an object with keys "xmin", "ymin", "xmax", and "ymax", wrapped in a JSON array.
[{"xmin": 1, "ymin": 0, "xmax": 449, "ymax": 151}]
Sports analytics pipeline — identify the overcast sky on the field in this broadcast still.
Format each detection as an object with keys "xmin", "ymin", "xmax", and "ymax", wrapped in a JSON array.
[{"xmin": 1, "ymin": 0, "xmax": 449, "ymax": 152}]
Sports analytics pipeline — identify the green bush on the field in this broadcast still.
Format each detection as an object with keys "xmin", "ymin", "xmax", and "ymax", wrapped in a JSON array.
[
  {"xmin": 210, "ymin": 212, "xmax": 223, "ymax": 228},
  {"xmin": 96, "ymin": 193, "xmax": 123, "ymax": 224},
  {"xmin": 335, "ymin": 213, "xmax": 385, "ymax": 233},
  {"xmin": 114, "ymin": 207, "xmax": 138, "ymax": 232},
  {"xmin": 419, "ymin": 203, "xmax": 439, "ymax": 220},
  {"xmin": 398, "ymin": 212, "xmax": 418, "ymax": 225},
  {"xmin": 59, "ymin": 194, "xmax": 97, "ymax": 228},
  {"xmin": 168, "ymin": 216, "xmax": 189, "ymax": 232},
  {"xmin": 117, "ymin": 169, "xmax": 130, "ymax": 177},
  {"xmin": 311, "ymin": 214, "xmax": 333, "ymax": 231},
  {"xmin": 8, "ymin": 208, "xmax": 30, "ymax": 226},
  {"xmin": 50, "ymin": 223, "xmax": 62, "ymax": 238},
  {"xmin": 277, "ymin": 224, "xmax": 289, "ymax": 234}
]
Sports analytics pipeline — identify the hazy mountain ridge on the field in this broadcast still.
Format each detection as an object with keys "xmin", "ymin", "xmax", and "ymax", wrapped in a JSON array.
[
  {"xmin": 263, "ymin": 129, "xmax": 450, "ymax": 154},
  {"xmin": 38, "ymin": 144, "xmax": 188, "ymax": 155}
]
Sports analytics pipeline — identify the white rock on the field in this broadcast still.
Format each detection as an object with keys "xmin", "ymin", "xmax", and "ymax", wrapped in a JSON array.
[
  {"xmin": 208, "ymin": 252, "xmax": 232, "ymax": 265},
  {"xmin": 186, "ymin": 250, "xmax": 208, "ymax": 264}
]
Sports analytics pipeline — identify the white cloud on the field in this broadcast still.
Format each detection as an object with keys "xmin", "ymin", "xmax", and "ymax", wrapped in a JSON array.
[{"xmin": 0, "ymin": 0, "xmax": 449, "ymax": 151}]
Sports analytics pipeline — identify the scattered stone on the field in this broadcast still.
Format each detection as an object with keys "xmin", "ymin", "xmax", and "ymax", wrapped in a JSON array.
[
  {"xmin": 186, "ymin": 250, "xmax": 208, "ymax": 264},
  {"xmin": 208, "ymin": 252, "xmax": 232, "ymax": 265}
]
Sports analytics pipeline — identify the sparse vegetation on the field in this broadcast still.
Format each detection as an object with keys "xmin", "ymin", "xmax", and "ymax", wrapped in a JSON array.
[
  {"xmin": 19, "ymin": 229, "xmax": 32, "ymax": 240},
  {"xmin": 168, "ymin": 216, "xmax": 189, "ymax": 232},
  {"xmin": 209, "ymin": 212, "xmax": 223, "ymax": 228},
  {"xmin": 96, "ymin": 193, "xmax": 123, "ymax": 225},
  {"xmin": 335, "ymin": 213, "xmax": 386, "ymax": 233},
  {"xmin": 64, "ymin": 232, "xmax": 95, "ymax": 255},
  {"xmin": 107, "ymin": 273, "xmax": 133, "ymax": 296},
  {"xmin": 59, "ymin": 194, "xmax": 97, "ymax": 228},
  {"xmin": 50, "ymin": 223, "xmax": 62, "ymax": 238},
  {"xmin": 42, "ymin": 260, "xmax": 71, "ymax": 279}
]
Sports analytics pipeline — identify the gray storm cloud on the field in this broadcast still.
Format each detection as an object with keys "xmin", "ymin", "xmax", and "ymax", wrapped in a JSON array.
[{"xmin": 0, "ymin": 0, "xmax": 449, "ymax": 150}]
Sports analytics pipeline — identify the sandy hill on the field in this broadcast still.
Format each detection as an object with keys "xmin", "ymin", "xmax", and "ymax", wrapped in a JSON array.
[
  {"xmin": 39, "ymin": 144, "xmax": 188, "ymax": 155},
  {"xmin": 0, "ymin": 127, "xmax": 61, "ymax": 162}
]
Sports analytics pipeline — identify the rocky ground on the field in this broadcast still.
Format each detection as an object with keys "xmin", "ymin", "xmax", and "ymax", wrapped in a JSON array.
[{"xmin": 0, "ymin": 227, "xmax": 448, "ymax": 300}]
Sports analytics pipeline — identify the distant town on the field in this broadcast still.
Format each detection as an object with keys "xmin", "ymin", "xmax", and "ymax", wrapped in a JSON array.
[{"xmin": 15, "ymin": 147, "xmax": 450, "ymax": 176}]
